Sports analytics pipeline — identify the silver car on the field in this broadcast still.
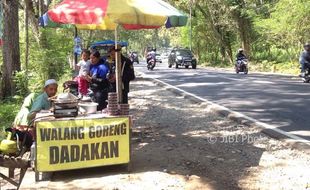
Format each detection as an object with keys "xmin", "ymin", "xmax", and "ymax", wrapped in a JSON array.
[{"xmin": 155, "ymin": 53, "xmax": 162, "ymax": 63}]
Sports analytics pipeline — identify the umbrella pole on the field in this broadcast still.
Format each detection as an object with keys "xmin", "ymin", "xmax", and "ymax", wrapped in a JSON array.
[
  {"xmin": 74, "ymin": 26, "xmax": 78, "ymax": 65},
  {"xmin": 115, "ymin": 25, "xmax": 123, "ymax": 103}
]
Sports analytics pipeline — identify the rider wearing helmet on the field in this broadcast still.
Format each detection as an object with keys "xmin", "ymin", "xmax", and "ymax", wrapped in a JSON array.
[
  {"xmin": 236, "ymin": 48, "xmax": 247, "ymax": 68},
  {"xmin": 236, "ymin": 48, "xmax": 247, "ymax": 60},
  {"xmin": 299, "ymin": 43, "xmax": 310, "ymax": 77},
  {"xmin": 147, "ymin": 48, "xmax": 156, "ymax": 63}
]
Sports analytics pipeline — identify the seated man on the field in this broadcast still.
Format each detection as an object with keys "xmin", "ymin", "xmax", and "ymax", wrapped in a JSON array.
[
  {"xmin": 28, "ymin": 79, "xmax": 58, "ymax": 122},
  {"xmin": 12, "ymin": 92, "xmax": 39, "ymax": 144},
  {"xmin": 13, "ymin": 92, "xmax": 38, "ymax": 129}
]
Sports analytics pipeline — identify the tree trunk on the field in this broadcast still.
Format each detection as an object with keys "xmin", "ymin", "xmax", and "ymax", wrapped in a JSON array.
[
  {"xmin": 24, "ymin": 0, "xmax": 29, "ymax": 71},
  {"xmin": 236, "ymin": 15, "xmax": 251, "ymax": 58},
  {"xmin": 196, "ymin": 3, "xmax": 233, "ymax": 64},
  {"xmin": 24, "ymin": 0, "xmax": 40, "ymax": 43},
  {"xmin": 1, "ymin": 0, "xmax": 21, "ymax": 98},
  {"xmin": 232, "ymin": 0, "xmax": 252, "ymax": 59}
]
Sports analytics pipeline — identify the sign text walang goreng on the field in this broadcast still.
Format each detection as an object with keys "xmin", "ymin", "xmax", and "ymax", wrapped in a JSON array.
[{"xmin": 36, "ymin": 117, "xmax": 130, "ymax": 172}]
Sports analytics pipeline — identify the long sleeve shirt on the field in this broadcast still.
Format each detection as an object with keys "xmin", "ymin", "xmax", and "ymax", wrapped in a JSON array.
[
  {"xmin": 89, "ymin": 60, "xmax": 110, "ymax": 91},
  {"xmin": 299, "ymin": 51, "xmax": 310, "ymax": 65}
]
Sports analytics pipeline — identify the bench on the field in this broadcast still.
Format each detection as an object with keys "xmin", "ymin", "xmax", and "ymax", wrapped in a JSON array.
[{"xmin": 0, "ymin": 153, "xmax": 30, "ymax": 190}]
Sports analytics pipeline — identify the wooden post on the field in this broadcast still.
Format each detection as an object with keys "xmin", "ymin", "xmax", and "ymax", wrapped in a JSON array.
[{"xmin": 115, "ymin": 26, "xmax": 123, "ymax": 103}]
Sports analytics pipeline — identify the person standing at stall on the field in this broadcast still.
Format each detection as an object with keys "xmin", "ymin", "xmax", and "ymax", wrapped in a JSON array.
[
  {"xmin": 87, "ymin": 51, "xmax": 110, "ymax": 110},
  {"xmin": 108, "ymin": 45, "xmax": 135, "ymax": 104}
]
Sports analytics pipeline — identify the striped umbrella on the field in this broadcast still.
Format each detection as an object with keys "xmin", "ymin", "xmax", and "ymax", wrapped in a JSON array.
[
  {"xmin": 41, "ymin": 0, "xmax": 188, "ymax": 103},
  {"xmin": 41, "ymin": 0, "xmax": 187, "ymax": 30}
]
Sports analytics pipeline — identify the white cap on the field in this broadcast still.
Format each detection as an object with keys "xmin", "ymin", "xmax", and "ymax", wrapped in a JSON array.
[{"xmin": 44, "ymin": 79, "xmax": 58, "ymax": 88}]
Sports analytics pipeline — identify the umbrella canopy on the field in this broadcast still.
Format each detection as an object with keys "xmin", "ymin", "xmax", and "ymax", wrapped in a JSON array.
[
  {"xmin": 41, "ymin": 0, "xmax": 188, "ymax": 104},
  {"xmin": 42, "ymin": 0, "xmax": 187, "ymax": 30}
]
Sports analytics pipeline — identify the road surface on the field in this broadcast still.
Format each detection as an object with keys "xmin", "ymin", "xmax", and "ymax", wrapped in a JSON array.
[{"xmin": 135, "ymin": 59, "xmax": 310, "ymax": 141}]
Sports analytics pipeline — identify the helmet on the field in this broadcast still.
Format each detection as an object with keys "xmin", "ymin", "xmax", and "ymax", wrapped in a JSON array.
[
  {"xmin": 238, "ymin": 48, "xmax": 244, "ymax": 53},
  {"xmin": 304, "ymin": 43, "xmax": 310, "ymax": 49}
]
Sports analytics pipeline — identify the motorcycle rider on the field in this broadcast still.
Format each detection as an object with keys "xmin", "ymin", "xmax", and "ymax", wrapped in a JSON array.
[
  {"xmin": 235, "ymin": 48, "xmax": 247, "ymax": 69},
  {"xmin": 147, "ymin": 48, "xmax": 156, "ymax": 62},
  {"xmin": 299, "ymin": 43, "xmax": 310, "ymax": 77},
  {"xmin": 236, "ymin": 48, "xmax": 247, "ymax": 61},
  {"xmin": 146, "ymin": 48, "xmax": 156, "ymax": 69}
]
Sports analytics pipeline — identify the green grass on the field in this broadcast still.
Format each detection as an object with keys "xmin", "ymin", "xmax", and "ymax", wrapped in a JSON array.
[{"xmin": 0, "ymin": 99, "xmax": 20, "ymax": 131}]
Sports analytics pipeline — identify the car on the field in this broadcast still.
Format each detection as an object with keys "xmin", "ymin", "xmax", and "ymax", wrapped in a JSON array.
[
  {"xmin": 168, "ymin": 48, "xmax": 197, "ymax": 69},
  {"xmin": 155, "ymin": 53, "xmax": 162, "ymax": 63},
  {"xmin": 160, "ymin": 51, "xmax": 169, "ymax": 60}
]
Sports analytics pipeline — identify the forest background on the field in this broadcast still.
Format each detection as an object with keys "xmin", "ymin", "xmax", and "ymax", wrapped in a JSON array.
[{"xmin": 0, "ymin": 0, "xmax": 309, "ymax": 129}]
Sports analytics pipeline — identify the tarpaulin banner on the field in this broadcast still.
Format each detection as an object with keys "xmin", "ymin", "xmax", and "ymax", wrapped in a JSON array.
[{"xmin": 36, "ymin": 117, "xmax": 130, "ymax": 172}]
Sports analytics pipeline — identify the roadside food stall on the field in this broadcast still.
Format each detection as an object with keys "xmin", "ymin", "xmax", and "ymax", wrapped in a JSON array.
[
  {"xmin": 1, "ymin": 0, "xmax": 188, "ymax": 187},
  {"xmin": 33, "ymin": 92, "xmax": 132, "ymax": 181},
  {"xmin": 33, "ymin": 0, "xmax": 187, "ymax": 181}
]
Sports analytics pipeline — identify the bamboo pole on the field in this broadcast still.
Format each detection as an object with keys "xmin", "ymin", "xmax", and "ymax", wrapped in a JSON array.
[{"xmin": 115, "ymin": 25, "xmax": 123, "ymax": 103}]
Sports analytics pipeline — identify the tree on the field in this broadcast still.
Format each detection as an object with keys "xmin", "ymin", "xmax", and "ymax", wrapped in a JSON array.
[
  {"xmin": 1, "ymin": 0, "xmax": 21, "ymax": 98},
  {"xmin": 228, "ymin": 0, "xmax": 254, "ymax": 58}
]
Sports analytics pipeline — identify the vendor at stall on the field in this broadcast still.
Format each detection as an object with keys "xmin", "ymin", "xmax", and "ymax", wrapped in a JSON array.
[
  {"xmin": 108, "ymin": 45, "xmax": 135, "ymax": 104},
  {"xmin": 87, "ymin": 51, "xmax": 110, "ymax": 111},
  {"xmin": 27, "ymin": 79, "xmax": 58, "ymax": 122}
]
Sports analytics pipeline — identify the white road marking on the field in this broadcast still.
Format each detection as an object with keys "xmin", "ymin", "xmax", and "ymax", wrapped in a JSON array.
[{"xmin": 139, "ymin": 72, "xmax": 310, "ymax": 145}]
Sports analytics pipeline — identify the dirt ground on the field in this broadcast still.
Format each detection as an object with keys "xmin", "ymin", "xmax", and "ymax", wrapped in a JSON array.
[{"xmin": 1, "ymin": 78, "xmax": 310, "ymax": 190}]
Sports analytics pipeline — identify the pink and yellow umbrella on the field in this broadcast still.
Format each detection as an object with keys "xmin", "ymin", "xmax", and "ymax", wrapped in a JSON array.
[
  {"xmin": 42, "ymin": 0, "xmax": 187, "ymax": 103},
  {"xmin": 45, "ymin": 0, "xmax": 187, "ymax": 30}
]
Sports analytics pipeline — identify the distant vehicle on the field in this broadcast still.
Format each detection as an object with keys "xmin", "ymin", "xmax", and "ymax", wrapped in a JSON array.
[
  {"xmin": 155, "ymin": 53, "xmax": 162, "ymax": 63},
  {"xmin": 168, "ymin": 48, "xmax": 197, "ymax": 69},
  {"xmin": 235, "ymin": 58, "xmax": 248, "ymax": 74},
  {"xmin": 161, "ymin": 52, "xmax": 169, "ymax": 60}
]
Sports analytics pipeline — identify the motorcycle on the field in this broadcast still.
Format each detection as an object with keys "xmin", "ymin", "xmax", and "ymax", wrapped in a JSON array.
[
  {"xmin": 147, "ymin": 58, "xmax": 156, "ymax": 70},
  {"xmin": 235, "ymin": 58, "xmax": 248, "ymax": 74},
  {"xmin": 301, "ymin": 65, "xmax": 310, "ymax": 83}
]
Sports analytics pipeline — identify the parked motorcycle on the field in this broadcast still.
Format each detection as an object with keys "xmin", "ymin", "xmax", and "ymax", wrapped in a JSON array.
[
  {"xmin": 147, "ymin": 58, "xmax": 156, "ymax": 70},
  {"xmin": 235, "ymin": 59, "xmax": 248, "ymax": 74}
]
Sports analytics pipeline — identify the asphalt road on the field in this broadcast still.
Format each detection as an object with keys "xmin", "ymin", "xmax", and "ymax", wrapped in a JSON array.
[{"xmin": 135, "ymin": 59, "xmax": 310, "ymax": 141}]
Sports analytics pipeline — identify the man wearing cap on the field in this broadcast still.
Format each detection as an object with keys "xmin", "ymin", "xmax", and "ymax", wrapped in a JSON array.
[
  {"xmin": 28, "ymin": 79, "xmax": 58, "ymax": 122},
  {"xmin": 108, "ymin": 45, "xmax": 135, "ymax": 104}
]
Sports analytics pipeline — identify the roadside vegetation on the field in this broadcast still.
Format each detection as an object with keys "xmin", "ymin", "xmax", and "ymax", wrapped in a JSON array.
[{"xmin": 0, "ymin": 0, "xmax": 309, "ymax": 127}]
